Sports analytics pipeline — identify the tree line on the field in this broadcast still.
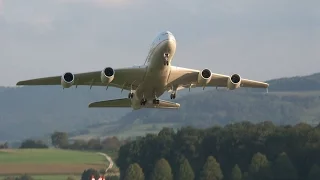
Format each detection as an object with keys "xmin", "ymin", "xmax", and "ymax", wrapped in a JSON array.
[
  {"xmin": 50, "ymin": 131, "xmax": 128, "ymax": 152},
  {"xmin": 16, "ymin": 131, "xmax": 128, "ymax": 152},
  {"xmin": 116, "ymin": 121, "xmax": 320, "ymax": 180}
]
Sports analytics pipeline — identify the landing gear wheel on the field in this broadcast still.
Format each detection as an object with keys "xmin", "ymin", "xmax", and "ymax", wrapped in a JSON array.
[
  {"xmin": 128, "ymin": 92, "xmax": 134, "ymax": 99},
  {"xmin": 164, "ymin": 60, "xmax": 169, "ymax": 66},
  {"xmin": 153, "ymin": 99, "xmax": 160, "ymax": 105},
  {"xmin": 140, "ymin": 98, "xmax": 147, "ymax": 106},
  {"xmin": 170, "ymin": 93, "xmax": 176, "ymax": 99}
]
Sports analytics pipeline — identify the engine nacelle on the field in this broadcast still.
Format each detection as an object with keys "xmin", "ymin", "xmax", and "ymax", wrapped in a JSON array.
[
  {"xmin": 227, "ymin": 74, "xmax": 241, "ymax": 90},
  {"xmin": 61, "ymin": 72, "xmax": 74, "ymax": 88},
  {"xmin": 197, "ymin": 69, "xmax": 212, "ymax": 85},
  {"xmin": 101, "ymin": 67, "xmax": 115, "ymax": 84}
]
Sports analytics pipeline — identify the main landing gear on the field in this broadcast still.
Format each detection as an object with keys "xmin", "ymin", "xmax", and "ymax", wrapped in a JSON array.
[
  {"xmin": 164, "ymin": 53, "xmax": 169, "ymax": 66},
  {"xmin": 128, "ymin": 92, "xmax": 134, "ymax": 99},
  {"xmin": 153, "ymin": 98, "xmax": 160, "ymax": 105},
  {"xmin": 170, "ymin": 93, "xmax": 176, "ymax": 99},
  {"xmin": 140, "ymin": 98, "xmax": 147, "ymax": 106},
  {"xmin": 139, "ymin": 98, "xmax": 160, "ymax": 106}
]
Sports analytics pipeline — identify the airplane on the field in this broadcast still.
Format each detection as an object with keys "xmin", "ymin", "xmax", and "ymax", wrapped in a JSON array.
[{"xmin": 16, "ymin": 31, "xmax": 269, "ymax": 110}]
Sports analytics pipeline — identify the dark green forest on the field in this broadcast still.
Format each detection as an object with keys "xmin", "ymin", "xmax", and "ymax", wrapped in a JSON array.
[{"xmin": 116, "ymin": 121, "xmax": 320, "ymax": 180}]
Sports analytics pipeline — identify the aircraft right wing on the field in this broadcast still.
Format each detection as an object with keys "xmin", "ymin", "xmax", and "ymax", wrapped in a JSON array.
[
  {"xmin": 16, "ymin": 66, "xmax": 147, "ymax": 91},
  {"xmin": 89, "ymin": 98, "xmax": 180, "ymax": 109},
  {"xmin": 167, "ymin": 66, "xmax": 269, "ymax": 91}
]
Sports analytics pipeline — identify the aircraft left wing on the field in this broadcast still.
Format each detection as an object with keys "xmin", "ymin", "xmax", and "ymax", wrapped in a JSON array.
[
  {"xmin": 167, "ymin": 66, "xmax": 269, "ymax": 91},
  {"xmin": 16, "ymin": 66, "xmax": 147, "ymax": 91}
]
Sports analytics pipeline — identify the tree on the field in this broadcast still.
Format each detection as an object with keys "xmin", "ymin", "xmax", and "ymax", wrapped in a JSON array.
[
  {"xmin": 0, "ymin": 142, "xmax": 8, "ymax": 149},
  {"xmin": 81, "ymin": 168, "xmax": 100, "ymax": 180},
  {"xmin": 51, "ymin": 131, "xmax": 69, "ymax": 148},
  {"xmin": 150, "ymin": 158, "xmax": 173, "ymax": 180},
  {"xmin": 19, "ymin": 139, "xmax": 48, "ymax": 149},
  {"xmin": 308, "ymin": 164, "xmax": 320, "ymax": 180},
  {"xmin": 66, "ymin": 176, "xmax": 77, "ymax": 180},
  {"xmin": 19, "ymin": 174, "xmax": 34, "ymax": 180},
  {"xmin": 272, "ymin": 152, "xmax": 298, "ymax": 180},
  {"xmin": 176, "ymin": 157, "xmax": 194, "ymax": 180},
  {"xmin": 231, "ymin": 164, "xmax": 242, "ymax": 180},
  {"xmin": 101, "ymin": 136, "xmax": 121, "ymax": 151},
  {"xmin": 87, "ymin": 138, "xmax": 102, "ymax": 150},
  {"xmin": 106, "ymin": 176, "xmax": 120, "ymax": 180},
  {"xmin": 199, "ymin": 156, "xmax": 223, "ymax": 180},
  {"xmin": 248, "ymin": 152, "xmax": 272, "ymax": 180},
  {"xmin": 123, "ymin": 163, "xmax": 145, "ymax": 180}
]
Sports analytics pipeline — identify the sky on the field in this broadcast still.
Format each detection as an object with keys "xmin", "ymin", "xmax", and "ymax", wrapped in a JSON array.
[{"xmin": 0, "ymin": 0, "xmax": 319, "ymax": 86}]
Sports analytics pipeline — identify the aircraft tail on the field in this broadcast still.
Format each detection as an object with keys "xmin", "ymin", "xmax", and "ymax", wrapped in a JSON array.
[{"xmin": 88, "ymin": 98, "xmax": 180, "ymax": 109}]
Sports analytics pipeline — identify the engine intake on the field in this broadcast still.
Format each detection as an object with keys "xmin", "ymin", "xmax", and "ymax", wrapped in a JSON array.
[
  {"xmin": 101, "ymin": 67, "xmax": 115, "ymax": 84},
  {"xmin": 197, "ymin": 69, "xmax": 212, "ymax": 85},
  {"xmin": 227, "ymin": 74, "xmax": 241, "ymax": 90},
  {"xmin": 61, "ymin": 72, "xmax": 74, "ymax": 88}
]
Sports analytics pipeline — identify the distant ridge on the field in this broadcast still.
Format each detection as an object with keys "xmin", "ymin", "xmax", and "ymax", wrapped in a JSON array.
[{"xmin": 1, "ymin": 72, "xmax": 320, "ymax": 141}]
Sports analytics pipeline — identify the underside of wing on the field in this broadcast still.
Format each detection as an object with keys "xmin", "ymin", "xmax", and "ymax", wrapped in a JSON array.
[
  {"xmin": 89, "ymin": 98, "xmax": 180, "ymax": 109},
  {"xmin": 168, "ymin": 66, "xmax": 269, "ymax": 91},
  {"xmin": 16, "ymin": 66, "xmax": 147, "ymax": 91}
]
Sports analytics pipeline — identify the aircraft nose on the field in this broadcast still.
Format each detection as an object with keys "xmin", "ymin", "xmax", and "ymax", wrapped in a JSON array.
[{"xmin": 164, "ymin": 31, "xmax": 175, "ymax": 41}]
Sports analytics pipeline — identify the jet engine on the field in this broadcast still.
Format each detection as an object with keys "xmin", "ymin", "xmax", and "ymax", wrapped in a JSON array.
[
  {"xmin": 61, "ymin": 72, "xmax": 74, "ymax": 88},
  {"xmin": 101, "ymin": 67, "xmax": 115, "ymax": 84},
  {"xmin": 197, "ymin": 69, "xmax": 212, "ymax": 85},
  {"xmin": 227, "ymin": 74, "xmax": 241, "ymax": 90}
]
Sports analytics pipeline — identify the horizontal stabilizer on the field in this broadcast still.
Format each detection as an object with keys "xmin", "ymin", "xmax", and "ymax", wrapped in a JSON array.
[
  {"xmin": 88, "ymin": 98, "xmax": 180, "ymax": 109},
  {"xmin": 89, "ymin": 98, "xmax": 131, "ymax": 108}
]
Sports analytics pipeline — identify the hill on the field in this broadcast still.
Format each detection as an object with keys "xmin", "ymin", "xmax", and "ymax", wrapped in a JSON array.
[
  {"xmin": 71, "ymin": 72, "xmax": 320, "ymax": 139},
  {"xmin": 0, "ymin": 86, "xmax": 130, "ymax": 141},
  {"xmin": 0, "ymin": 148, "xmax": 106, "ymax": 179},
  {"xmin": 2, "ymin": 72, "xmax": 320, "ymax": 141}
]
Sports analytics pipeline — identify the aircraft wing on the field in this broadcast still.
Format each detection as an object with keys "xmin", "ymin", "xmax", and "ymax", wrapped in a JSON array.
[
  {"xmin": 16, "ymin": 66, "xmax": 147, "ymax": 91},
  {"xmin": 167, "ymin": 66, "xmax": 269, "ymax": 91},
  {"xmin": 89, "ymin": 98, "xmax": 180, "ymax": 109}
]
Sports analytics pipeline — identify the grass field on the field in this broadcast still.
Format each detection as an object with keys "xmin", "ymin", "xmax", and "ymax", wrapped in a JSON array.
[
  {"xmin": 0, "ymin": 148, "xmax": 107, "ymax": 177},
  {"xmin": 0, "ymin": 174, "xmax": 81, "ymax": 180}
]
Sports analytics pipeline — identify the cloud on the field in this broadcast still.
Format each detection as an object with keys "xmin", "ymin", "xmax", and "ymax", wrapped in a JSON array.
[
  {"xmin": 58, "ymin": 0, "xmax": 134, "ymax": 7},
  {"xmin": 0, "ymin": 0, "xmax": 3, "ymax": 15},
  {"xmin": 0, "ymin": 0, "xmax": 319, "ymax": 85}
]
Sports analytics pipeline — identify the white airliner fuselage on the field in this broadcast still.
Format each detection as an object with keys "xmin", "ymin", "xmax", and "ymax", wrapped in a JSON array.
[
  {"xmin": 131, "ymin": 31, "xmax": 177, "ymax": 109},
  {"xmin": 16, "ymin": 31, "xmax": 269, "ymax": 110}
]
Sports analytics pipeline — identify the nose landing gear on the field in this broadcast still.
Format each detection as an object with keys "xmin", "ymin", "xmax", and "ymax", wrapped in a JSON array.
[{"xmin": 164, "ymin": 53, "xmax": 170, "ymax": 66}]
